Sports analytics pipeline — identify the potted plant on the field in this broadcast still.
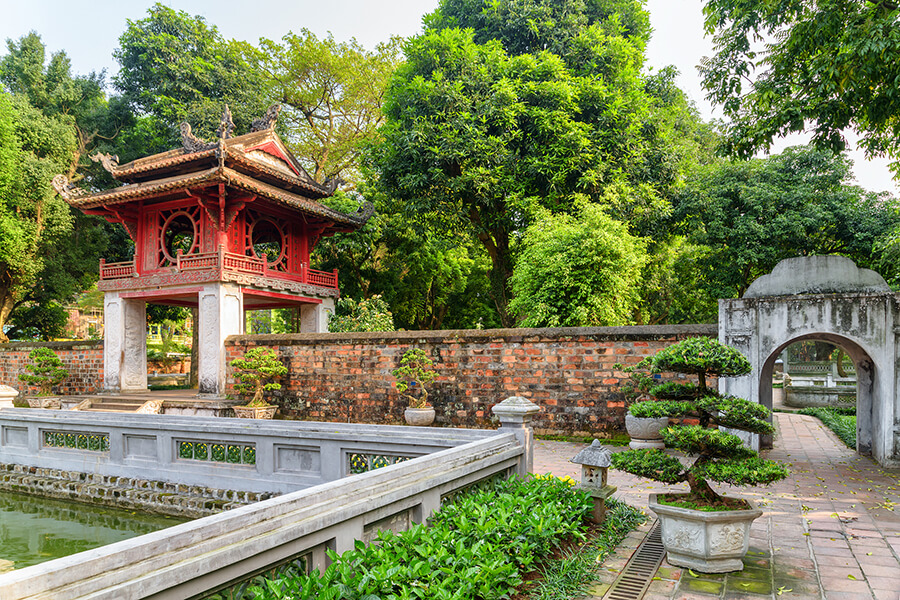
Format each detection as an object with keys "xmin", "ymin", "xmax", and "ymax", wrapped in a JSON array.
[
  {"xmin": 617, "ymin": 362, "xmax": 670, "ymax": 449},
  {"xmin": 392, "ymin": 348, "xmax": 437, "ymax": 426},
  {"xmin": 18, "ymin": 347, "xmax": 67, "ymax": 408},
  {"xmin": 230, "ymin": 347, "xmax": 287, "ymax": 419},
  {"xmin": 611, "ymin": 337, "xmax": 789, "ymax": 573}
]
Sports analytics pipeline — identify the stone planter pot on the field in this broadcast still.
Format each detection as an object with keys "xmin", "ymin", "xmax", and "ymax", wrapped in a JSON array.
[
  {"xmin": 404, "ymin": 407, "xmax": 436, "ymax": 426},
  {"xmin": 625, "ymin": 413, "xmax": 669, "ymax": 449},
  {"xmin": 26, "ymin": 397, "xmax": 61, "ymax": 409},
  {"xmin": 649, "ymin": 493, "xmax": 762, "ymax": 573},
  {"xmin": 233, "ymin": 405, "xmax": 277, "ymax": 419}
]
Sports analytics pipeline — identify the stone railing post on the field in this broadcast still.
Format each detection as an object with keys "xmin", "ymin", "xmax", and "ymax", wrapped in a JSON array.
[{"xmin": 492, "ymin": 396, "xmax": 540, "ymax": 476}]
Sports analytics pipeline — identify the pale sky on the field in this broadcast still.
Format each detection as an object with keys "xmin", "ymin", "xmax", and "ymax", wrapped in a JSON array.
[{"xmin": 1, "ymin": 0, "xmax": 896, "ymax": 194}]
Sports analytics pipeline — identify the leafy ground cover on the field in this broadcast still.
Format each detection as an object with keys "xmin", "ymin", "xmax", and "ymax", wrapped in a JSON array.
[
  {"xmin": 796, "ymin": 407, "xmax": 857, "ymax": 449},
  {"xmin": 235, "ymin": 476, "xmax": 640, "ymax": 600}
]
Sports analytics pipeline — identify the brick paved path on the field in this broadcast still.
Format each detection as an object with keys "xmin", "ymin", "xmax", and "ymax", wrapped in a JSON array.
[{"xmin": 533, "ymin": 413, "xmax": 900, "ymax": 600}]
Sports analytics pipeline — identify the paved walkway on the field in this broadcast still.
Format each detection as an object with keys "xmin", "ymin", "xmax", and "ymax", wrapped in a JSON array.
[{"xmin": 533, "ymin": 413, "xmax": 900, "ymax": 600}]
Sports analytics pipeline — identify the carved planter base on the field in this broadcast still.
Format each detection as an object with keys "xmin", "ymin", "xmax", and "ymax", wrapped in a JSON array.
[
  {"xmin": 233, "ymin": 405, "xmax": 277, "ymax": 419},
  {"xmin": 404, "ymin": 407, "xmax": 435, "ymax": 426},
  {"xmin": 649, "ymin": 494, "xmax": 762, "ymax": 573},
  {"xmin": 26, "ymin": 397, "xmax": 61, "ymax": 409},
  {"xmin": 625, "ymin": 414, "xmax": 669, "ymax": 449}
]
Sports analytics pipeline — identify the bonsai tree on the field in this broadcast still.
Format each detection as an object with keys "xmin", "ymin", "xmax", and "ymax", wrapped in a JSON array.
[
  {"xmin": 392, "ymin": 348, "xmax": 437, "ymax": 409},
  {"xmin": 611, "ymin": 337, "xmax": 788, "ymax": 507},
  {"xmin": 18, "ymin": 347, "xmax": 68, "ymax": 396},
  {"xmin": 230, "ymin": 348, "xmax": 288, "ymax": 407}
]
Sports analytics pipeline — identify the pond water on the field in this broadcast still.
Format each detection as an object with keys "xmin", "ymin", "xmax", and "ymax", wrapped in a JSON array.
[{"xmin": 0, "ymin": 491, "xmax": 186, "ymax": 572}]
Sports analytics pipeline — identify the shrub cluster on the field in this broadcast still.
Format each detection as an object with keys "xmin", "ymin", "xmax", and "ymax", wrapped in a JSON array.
[
  {"xmin": 612, "ymin": 337, "xmax": 789, "ymax": 505},
  {"xmin": 247, "ymin": 476, "xmax": 592, "ymax": 600}
]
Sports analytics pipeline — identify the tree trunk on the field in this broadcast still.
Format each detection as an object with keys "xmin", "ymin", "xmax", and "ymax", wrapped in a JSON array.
[
  {"xmin": 0, "ymin": 288, "xmax": 18, "ymax": 343},
  {"xmin": 686, "ymin": 470, "xmax": 721, "ymax": 504}
]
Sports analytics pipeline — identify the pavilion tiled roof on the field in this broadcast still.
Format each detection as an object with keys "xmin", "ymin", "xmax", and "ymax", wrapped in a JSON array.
[
  {"xmin": 64, "ymin": 165, "xmax": 370, "ymax": 227},
  {"xmin": 55, "ymin": 108, "xmax": 371, "ymax": 229}
]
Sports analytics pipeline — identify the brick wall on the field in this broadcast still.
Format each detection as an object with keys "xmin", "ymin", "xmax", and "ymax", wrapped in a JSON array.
[
  {"xmin": 0, "ymin": 340, "xmax": 104, "ymax": 396},
  {"xmin": 225, "ymin": 325, "xmax": 717, "ymax": 436}
]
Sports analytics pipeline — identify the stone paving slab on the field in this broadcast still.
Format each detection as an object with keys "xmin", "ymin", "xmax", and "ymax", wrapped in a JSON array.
[{"xmin": 533, "ymin": 413, "xmax": 900, "ymax": 600}]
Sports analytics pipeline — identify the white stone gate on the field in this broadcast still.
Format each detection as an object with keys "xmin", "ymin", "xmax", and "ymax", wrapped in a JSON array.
[{"xmin": 719, "ymin": 256, "xmax": 900, "ymax": 467}]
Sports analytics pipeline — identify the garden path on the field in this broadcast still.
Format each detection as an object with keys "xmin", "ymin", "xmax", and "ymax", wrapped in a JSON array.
[{"xmin": 533, "ymin": 412, "xmax": 900, "ymax": 600}]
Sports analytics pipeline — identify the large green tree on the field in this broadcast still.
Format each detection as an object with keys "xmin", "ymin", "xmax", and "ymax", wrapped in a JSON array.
[
  {"xmin": 0, "ymin": 92, "xmax": 79, "ymax": 340},
  {"xmin": 0, "ymin": 33, "xmax": 121, "ymax": 340},
  {"xmin": 372, "ymin": 0, "xmax": 673, "ymax": 325},
  {"xmin": 701, "ymin": 0, "xmax": 900, "ymax": 175},
  {"xmin": 254, "ymin": 31, "xmax": 401, "ymax": 186},
  {"xmin": 113, "ymin": 3, "xmax": 268, "ymax": 146},
  {"xmin": 674, "ymin": 145, "xmax": 900, "ymax": 301}
]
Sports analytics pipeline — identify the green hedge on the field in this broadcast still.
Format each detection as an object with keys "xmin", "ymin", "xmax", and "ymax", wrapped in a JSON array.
[{"xmin": 247, "ymin": 476, "xmax": 594, "ymax": 600}]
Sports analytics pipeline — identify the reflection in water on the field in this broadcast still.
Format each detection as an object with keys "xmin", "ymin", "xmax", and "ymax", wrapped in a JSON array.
[{"xmin": 0, "ymin": 490, "xmax": 186, "ymax": 571}]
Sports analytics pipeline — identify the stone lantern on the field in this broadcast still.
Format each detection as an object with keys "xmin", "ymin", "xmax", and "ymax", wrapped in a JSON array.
[{"xmin": 571, "ymin": 439, "xmax": 617, "ymax": 523}]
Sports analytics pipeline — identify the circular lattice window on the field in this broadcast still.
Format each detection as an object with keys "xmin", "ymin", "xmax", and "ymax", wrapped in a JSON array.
[
  {"xmin": 161, "ymin": 212, "xmax": 198, "ymax": 262},
  {"xmin": 250, "ymin": 218, "xmax": 285, "ymax": 266}
]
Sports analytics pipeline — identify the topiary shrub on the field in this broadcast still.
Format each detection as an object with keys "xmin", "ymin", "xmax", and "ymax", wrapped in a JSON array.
[
  {"xmin": 611, "ymin": 337, "xmax": 788, "ymax": 506},
  {"xmin": 18, "ymin": 347, "xmax": 68, "ymax": 396},
  {"xmin": 230, "ymin": 348, "xmax": 288, "ymax": 407}
]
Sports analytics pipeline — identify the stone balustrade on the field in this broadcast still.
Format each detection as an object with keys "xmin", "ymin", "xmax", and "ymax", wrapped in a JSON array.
[
  {"xmin": 0, "ymin": 409, "xmax": 498, "ymax": 495},
  {"xmin": 0, "ymin": 403, "xmax": 527, "ymax": 600}
]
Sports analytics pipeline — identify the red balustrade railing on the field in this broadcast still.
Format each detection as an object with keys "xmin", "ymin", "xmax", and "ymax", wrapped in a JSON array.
[
  {"xmin": 221, "ymin": 251, "xmax": 266, "ymax": 275},
  {"xmin": 99, "ymin": 259, "xmax": 136, "ymax": 280},
  {"xmin": 176, "ymin": 250, "xmax": 219, "ymax": 271},
  {"xmin": 307, "ymin": 267, "xmax": 338, "ymax": 289},
  {"xmin": 99, "ymin": 249, "xmax": 338, "ymax": 289}
]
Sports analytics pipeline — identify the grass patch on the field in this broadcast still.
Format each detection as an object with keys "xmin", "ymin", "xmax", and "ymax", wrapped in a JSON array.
[
  {"xmin": 796, "ymin": 407, "xmax": 856, "ymax": 448},
  {"xmin": 524, "ymin": 499, "xmax": 646, "ymax": 600}
]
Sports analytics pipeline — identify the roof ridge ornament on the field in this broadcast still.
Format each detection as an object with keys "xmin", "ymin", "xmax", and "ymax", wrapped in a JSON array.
[
  {"xmin": 51, "ymin": 174, "xmax": 88, "ymax": 201},
  {"xmin": 250, "ymin": 104, "xmax": 281, "ymax": 132},
  {"xmin": 218, "ymin": 105, "xmax": 235, "ymax": 140},
  {"xmin": 179, "ymin": 122, "xmax": 214, "ymax": 154},
  {"xmin": 352, "ymin": 201, "xmax": 375, "ymax": 224},
  {"xmin": 90, "ymin": 152, "xmax": 119, "ymax": 173},
  {"xmin": 322, "ymin": 176, "xmax": 344, "ymax": 195}
]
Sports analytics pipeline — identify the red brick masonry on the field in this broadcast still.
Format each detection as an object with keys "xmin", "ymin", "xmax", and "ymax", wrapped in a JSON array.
[
  {"xmin": 0, "ymin": 340, "xmax": 104, "ymax": 396},
  {"xmin": 225, "ymin": 325, "xmax": 716, "ymax": 436}
]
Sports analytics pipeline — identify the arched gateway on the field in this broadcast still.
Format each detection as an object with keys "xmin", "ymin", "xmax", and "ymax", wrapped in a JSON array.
[
  {"xmin": 719, "ymin": 256, "xmax": 900, "ymax": 467},
  {"xmin": 53, "ymin": 107, "xmax": 372, "ymax": 397}
]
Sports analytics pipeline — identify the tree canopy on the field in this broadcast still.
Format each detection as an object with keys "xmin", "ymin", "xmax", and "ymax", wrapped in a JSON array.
[
  {"xmin": 372, "ymin": 0, "xmax": 691, "ymax": 325},
  {"xmin": 701, "ymin": 0, "xmax": 900, "ymax": 176},
  {"xmin": 254, "ymin": 30, "xmax": 401, "ymax": 186},
  {"xmin": 674, "ymin": 145, "xmax": 900, "ymax": 300},
  {"xmin": 508, "ymin": 202, "xmax": 646, "ymax": 327},
  {"xmin": 114, "ymin": 3, "xmax": 267, "ymax": 144}
]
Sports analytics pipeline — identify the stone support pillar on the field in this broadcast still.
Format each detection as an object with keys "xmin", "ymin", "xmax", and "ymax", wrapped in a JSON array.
[
  {"xmin": 492, "ymin": 396, "xmax": 540, "ymax": 477},
  {"xmin": 103, "ymin": 292, "xmax": 147, "ymax": 393},
  {"xmin": 197, "ymin": 283, "xmax": 243, "ymax": 397},
  {"xmin": 300, "ymin": 297, "xmax": 335, "ymax": 333}
]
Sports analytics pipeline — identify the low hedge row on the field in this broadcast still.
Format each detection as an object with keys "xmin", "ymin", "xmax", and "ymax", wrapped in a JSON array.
[{"xmin": 247, "ymin": 476, "xmax": 593, "ymax": 600}]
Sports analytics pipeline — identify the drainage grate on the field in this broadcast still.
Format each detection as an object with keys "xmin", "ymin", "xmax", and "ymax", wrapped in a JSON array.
[{"xmin": 603, "ymin": 520, "xmax": 666, "ymax": 600}]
